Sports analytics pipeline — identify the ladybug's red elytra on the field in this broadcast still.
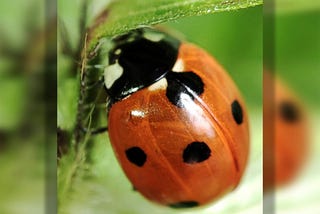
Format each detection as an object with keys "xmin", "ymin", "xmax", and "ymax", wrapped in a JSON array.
[{"xmin": 103, "ymin": 28, "xmax": 249, "ymax": 208}]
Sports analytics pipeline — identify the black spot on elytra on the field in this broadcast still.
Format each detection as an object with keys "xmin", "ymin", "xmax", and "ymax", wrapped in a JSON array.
[
  {"xmin": 231, "ymin": 100, "xmax": 243, "ymax": 124},
  {"xmin": 279, "ymin": 101, "xmax": 300, "ymax": 122},
  {"xmin": 125, "ymin": 147, "xmax": 147, "ymax": 167},
  {"xmin": 169, "ymin": 201, "xmax": 199, "ymax": 208},
  {"xmin": 183, "ymin": 142, "xmax": 211, "ymax": 164},
  {"xmin": 166, "ymin": 72, "xmax": 204, "ymax": 108}
]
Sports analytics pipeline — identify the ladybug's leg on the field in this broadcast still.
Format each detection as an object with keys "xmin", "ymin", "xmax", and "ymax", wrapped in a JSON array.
[
  {"xmin": 79, "ymin": 101, "xmax": 109, "ymax": 136},
  {"xmin": 81, "ymin": 126, "xmax": 108, "ymax": 135}
]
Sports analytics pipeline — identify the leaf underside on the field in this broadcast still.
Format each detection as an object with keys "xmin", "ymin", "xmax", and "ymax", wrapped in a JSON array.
[{"xmin": 87, "ymin": 0, "xmax": 262, "ymax": 52}]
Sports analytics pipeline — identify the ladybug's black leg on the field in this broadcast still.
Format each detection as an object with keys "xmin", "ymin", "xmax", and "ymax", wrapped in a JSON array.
[
  {"xmin": 81, "ymin": 126, "xmax": 108, "ymax": 135},
  {"xmin": 81, "ymin": 103, "xmax": 106, "ymax": 110}
]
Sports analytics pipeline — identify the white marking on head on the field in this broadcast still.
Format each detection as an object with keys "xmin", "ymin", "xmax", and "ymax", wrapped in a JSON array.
[
  {"xmin": 104, "ymin": 61, "xmax": 124, "ymax": 89},
  {"xmin": 148, "ymin": 78, "xmax": 168, "ymax": 91},
  {"xmin": 172, "ymin": 59, "xmax": 184, "ymax": 72},
  {"xmin": 143, "ymin": 31, "xmax": 165, "ymax": 42}
]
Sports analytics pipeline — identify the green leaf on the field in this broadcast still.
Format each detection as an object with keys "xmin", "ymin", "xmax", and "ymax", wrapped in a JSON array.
[{"xmin": 87, "ymin": 0, "xmax": 262, "ymax": 52}]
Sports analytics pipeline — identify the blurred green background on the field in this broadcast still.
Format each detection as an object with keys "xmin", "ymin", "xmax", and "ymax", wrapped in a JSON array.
[
  {"xmin": 0, "ymin": 0, "xmax": 47, "ymax": 213},
  {"xmin": 275, "ymin": 11, "xmax": 320, "ymax": 109}
]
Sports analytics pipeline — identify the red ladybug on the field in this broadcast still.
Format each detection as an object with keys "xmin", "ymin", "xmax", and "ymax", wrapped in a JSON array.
[{"xmin": 103, "ymin": 28, "xmax": 249, "ymax": 208}]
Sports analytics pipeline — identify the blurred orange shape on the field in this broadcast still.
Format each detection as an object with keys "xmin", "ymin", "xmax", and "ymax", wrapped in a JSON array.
[{"xmin": 264, "ymin": 71, "xmax": 309, "ymax": 189}]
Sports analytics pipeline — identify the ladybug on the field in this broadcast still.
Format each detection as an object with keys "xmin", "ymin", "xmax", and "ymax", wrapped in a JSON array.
[
  {"xmin": 102, "ymin": 28, "xmax": 249, "ymax": 208},
  {"xmin": 264, "ymin": 71, "xmax": 308, "ymax": 189}
]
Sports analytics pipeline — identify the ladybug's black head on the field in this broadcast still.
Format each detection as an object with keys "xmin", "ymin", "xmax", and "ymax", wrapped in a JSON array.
[{"xmin": 103, "ymin": 28, "xmax": 180, "ymax": 103}]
